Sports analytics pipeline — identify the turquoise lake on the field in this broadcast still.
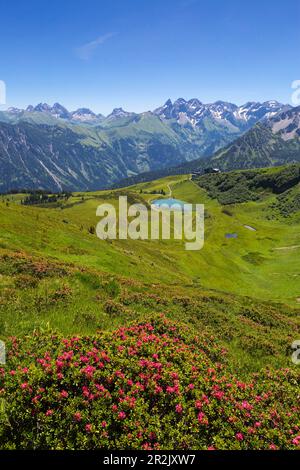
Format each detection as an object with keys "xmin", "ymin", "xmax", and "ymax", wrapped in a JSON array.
[{"xmin": 151, "ymin": 198, "xmax": 191, "ymax": 211}]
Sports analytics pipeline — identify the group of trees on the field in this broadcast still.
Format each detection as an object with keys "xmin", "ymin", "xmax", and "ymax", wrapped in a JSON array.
[
  {"xmin": 140, "ymin": 189, "xmax": 166, "ymax": 195},
  {"xmin": 21, "ymin": 191, "xmax": 72, "ymax": 206}
]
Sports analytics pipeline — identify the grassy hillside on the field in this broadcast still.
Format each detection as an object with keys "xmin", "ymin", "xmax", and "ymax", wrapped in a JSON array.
[
  {"xmin": 209, "ymin": 124, "xmax": 300, "ymax": 170},
  {"xmin": 0, "ymin": 167, "xmax": 300, "ymax": 449},
  {"xmin": 193, "ymin": 164, "xmax": 300, "ymax": 205}
]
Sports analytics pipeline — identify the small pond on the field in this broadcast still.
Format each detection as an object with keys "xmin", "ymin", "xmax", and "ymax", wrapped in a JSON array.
[{"xmin": 225, "ymin": 233, "xmax": 238, "ymax": 239}]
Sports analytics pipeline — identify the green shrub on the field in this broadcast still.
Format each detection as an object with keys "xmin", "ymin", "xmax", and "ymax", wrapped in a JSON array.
[
  {"xmin": 14, "ymin": 274, "xmax": 39, "ymax": 289},
  {"xmin": 103, "ymin": 279, "xmax": 120, "ymax": 298}
]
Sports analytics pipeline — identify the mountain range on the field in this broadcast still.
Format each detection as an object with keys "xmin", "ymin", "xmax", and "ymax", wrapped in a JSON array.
[{"xmin": 0, "ymin": 98, "xmax": 297, "ymax": 192}]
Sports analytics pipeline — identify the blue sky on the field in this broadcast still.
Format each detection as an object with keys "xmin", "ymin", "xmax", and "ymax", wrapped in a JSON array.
[{"xmin": 0, "ymin": 0, "xmax": 299, "ymax": 114}]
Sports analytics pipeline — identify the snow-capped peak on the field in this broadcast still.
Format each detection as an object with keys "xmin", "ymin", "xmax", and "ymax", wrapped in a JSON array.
[{"xmin": 154, "ymin": 97, "xmax": 287, "ymax": 130}]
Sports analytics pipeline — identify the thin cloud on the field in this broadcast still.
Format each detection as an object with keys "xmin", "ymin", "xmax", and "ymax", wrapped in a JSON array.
[{"xmin": 75, "ymin": 32, "xmax": 117, "ymax": 60}]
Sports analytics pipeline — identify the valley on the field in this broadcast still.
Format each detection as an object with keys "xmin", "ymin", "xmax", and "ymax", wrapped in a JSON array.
[{"xmin": 1, "ymin": 165, "xmax": 299, "ymax": 342}]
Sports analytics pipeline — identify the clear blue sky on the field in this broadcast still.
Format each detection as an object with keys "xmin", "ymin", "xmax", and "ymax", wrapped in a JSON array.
[{"xmin": 0, "ymin": 0, "xmax": 299, "ymax": 114}]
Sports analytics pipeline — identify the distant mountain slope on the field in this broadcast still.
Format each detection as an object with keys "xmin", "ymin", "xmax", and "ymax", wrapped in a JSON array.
[
  {"xmin": 0, "ymin": 99, "xmax": 289, "ymax": 192},
  {"xmin": 0, "ymin": 114, "xmax": 213, "ymax": 192},
  {"xmin": 205, "ymin": 106, "xmax": 300, "ymax": 170},
  {"xmin": 210, "ymin": 125, "xmax": 300, "ymax": 171},
  {"xmin": 0, "ymin": 122, "xmax": 116, "ymax": 191}
]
